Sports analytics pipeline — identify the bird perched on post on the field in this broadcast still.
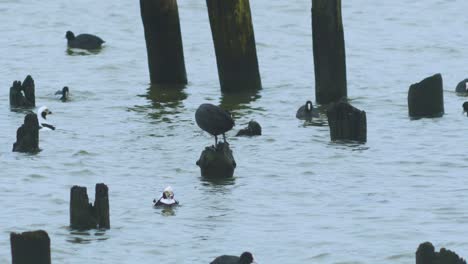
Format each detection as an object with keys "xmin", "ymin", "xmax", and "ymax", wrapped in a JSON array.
[
  {"xmin": 66, "ymin": 31, "xmax": 105, "ymax": 50},
  {"xmin": 195, "ymin": 103, "xmax": 234, "ymax": 145}
]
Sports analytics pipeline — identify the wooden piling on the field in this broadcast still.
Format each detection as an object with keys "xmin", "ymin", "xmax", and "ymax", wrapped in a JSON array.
[
  {"xmin": 312, "ymin": 0, "xmax": 347, "ymax": 104},
  {"xmin": 12, "ymin": 113, "xmax": 40, "ymax": 153},
  {"xmin": 10, "ymin": 230, "xmax": 51, "ymax": 264},
  {"xmin": 70, "ymin": 184, "xmax": 110, "ymax": 230},
  {"xmin": 206, "ymin": 0, "xmax": 262, "ymax": 92},
  {"xmin": 408, "ymin": 73, "xmax": 444, "ymax": 118},
  {"xmin": 140, "ymin": 0, "xmax": 187, "ymax": 84},
  {"xmin": 327, "ymin": 101, "xmax": 366, "ymax": 142},
  {"xmin": 196, "ymin": 142, "xmax": 236, "ymax": 178},
  {"xmin": 416, "ymin": 242, "xmax": 466, "ymax": 264},
  {"xmin": 94, "ymin": 183, "xmax": 110, "ymax": 229}
]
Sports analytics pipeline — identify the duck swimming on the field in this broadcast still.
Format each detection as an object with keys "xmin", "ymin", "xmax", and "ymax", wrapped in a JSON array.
[
  {"xmin": 210, "ymin": 252, "xmax": 256, "ymax": 264},
  {"xmin": 463, "ymin": 102, "xmax": 468, "ymax": 115},
  {"xmin": 296, "ymin": 100, "xmax": 319, "ymax": 120},
  {"xmin": 55, "ymin": 86, "xmax": 70, "ymax": 102},
  {"xmin": 153, "ymin": 186, "xmax": 179, "ymax": 207},
  {"xmin": 37, "ymin": 106, "xmax": 55, "ymax": 131},
  {"xmin": 66, "ymin": 31, "xmax": 105, "ymax": 50}
]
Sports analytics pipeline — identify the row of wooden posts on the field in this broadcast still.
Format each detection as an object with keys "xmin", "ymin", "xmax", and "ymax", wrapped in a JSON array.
[
  {"xmin": 9, "ymin": 231, "xmax": 466, "ymax": 264},
  {"xmin": 139, "ymin": 0, "xmax": 456, "ymax": 146},
  {"xmin": 139, "ymin": 0, "xmax": 346, "ymax": 105}
]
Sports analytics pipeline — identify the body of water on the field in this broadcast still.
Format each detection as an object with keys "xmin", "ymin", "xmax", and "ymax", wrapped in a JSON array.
[{"xmin": 0, "ymin": 0, "xmax": 467, "ymax": 263}]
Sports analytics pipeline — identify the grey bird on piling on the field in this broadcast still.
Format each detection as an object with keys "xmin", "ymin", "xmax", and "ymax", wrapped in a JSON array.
[
  {"xmin": 210, "ymin": 252, "xmax": 256, "ymax": 264},
  {"xmin": 55, "ymin": 86, "xmax": 70, "ymax": 102},
  {"xmin": 296, "ymin": 100, "xmax": 319, "ymax": 120},
  {"xmin": 463, "ymin": 102, "xmax": 468, "ymax": 115},
  {"xmin": 66, "ymin": 31, "xmax": 105, "ymax": 50},
  {"xmin": 195, "ymin": 103, "xmax": 234, "ymax": 145}
]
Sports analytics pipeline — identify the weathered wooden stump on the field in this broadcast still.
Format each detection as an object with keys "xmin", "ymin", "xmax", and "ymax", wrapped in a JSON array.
[
  {"xmin": 416, "ymin": 242, "xmax": 466, "ymax": 264},
  {"xmin": 206, "ymin": 0, "xmax": 261, "ymax": 92},
  {"xmin": 327, "ymin": 101, "xmax": 366, "ymax": 142},
  {"xmin": 12, "ymin": 113, "xmax": 40, "ymax": 153},
  {"xmin": 236, "ymin": 120, "xmax": 261, "ymax": 136},
  {"xmin": 140, "ymin": 0, "xmax": 187, "ymax": 84},
  {"xmin": 408, "ymin": 73, "xmax": 444, "ymax": 118},
  {"xmin": 312, "ymin": 0, "xmax": 347, "ymax": 104},
  {"xmin": 22, "ymin": 75, "xmax": 35, "ymax": 106},
  {"xmin": 9, "ymin": 76, "xmax": 35, "ymax": 108},
  {"xmin": 70, "ymin": 183, "xmax": 110, "ymax": 230},
  {"xmin": 196, "ymin": 142, "xmax": 236, "ymax": 178},
  {"xmin": 10, "ymin": 230, "xmax": 51, "ymax": 264}
]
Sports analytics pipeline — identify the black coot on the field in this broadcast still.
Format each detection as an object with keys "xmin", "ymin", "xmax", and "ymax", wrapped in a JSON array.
[
  {"xmin": 296, "ymin": 100, "xmax": 319, "ymax": 120},
  {"xmin": 463, "ymin": 102, "xmax": 468, "ymax": 115},
  {"xmin": 66, "ymin": 31, "xmax": 104, "ymax": 50},
  {"xmin": 210, "ymin": 252, "xmax": 255, "ymax": 264},
  {"xmin": 55, "ymin": 86, "xmax": 69, "ymax": 102},
  {"xmin": 195, "ymin": 103, "xmax": 234, "ymax": 145}
]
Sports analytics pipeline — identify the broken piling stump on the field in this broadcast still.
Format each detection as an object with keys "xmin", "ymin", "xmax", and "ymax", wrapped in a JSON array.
[
  {"xmin": 408, "ymin": 73, "xmax": 444, "ymax": 118},
  {"xmin": 312, "ymin": 0, "xmax": 347, "ymax": 104},
  {"xmin": 416, "ymin": 242, "xmax": 466, "ymax": 264},
  {"xmin": 10, "ymin": 230, "xmax": 51, "ymax": 264},
  {"xmin": 206, "ymin": 0, "xmax": 262, "ymax": 92},
  {"xmin": 12, "ymin": 113, "xmax": 40, "ymax": 153},
  {"xmin": 140, "ymin": 0, "xmax": 187, "ymax": 84},
  {"xmin": 326, "ymin": 101, "xmax": 366, "ymax": 142},
  {"xmin": 9, "ymin": 75, "xmax": 35, "ymax": 108},
  {"xmin": 196, "ymin": 142, "xmax": 236, "ymax": 178},
  {"xmin": 70, "ymin": 183, "xmax": 110, "ymax": 230}
]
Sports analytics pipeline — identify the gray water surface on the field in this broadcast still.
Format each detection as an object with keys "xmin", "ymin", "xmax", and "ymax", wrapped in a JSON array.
[{"xmin": 1, "ymin": 0, "xmax": 468, "ymax": 263}]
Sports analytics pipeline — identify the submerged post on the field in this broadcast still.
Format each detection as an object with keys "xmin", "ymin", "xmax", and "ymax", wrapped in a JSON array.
[
  {"xmin": 327, "ymin": 101, "xmax": 366, "ymax": 142},
  {"xmin": 140, "ymin": 0, "xmax": 187, "ymax": 84},
  {"xmin": 206, "ymin": 0, "xmax": 262, "ymax": 92},
  {"xmin": 10, "ymin": 230, "xmax": 51, "ymax": 264},
  {"xmin": 408, "ymin": 73, "xmax": 444, "ymax": 118},
  {"xmin": 312, "ymin": 0, "xmax": 347, "ymax": 104},
  {"xmin": 70, "ymin": 184, "xmax": 110, "ymax": 230},
  {"xmin": 196, "ymin": 142, "xmax": 236, "ymax": 178},
  {"xmin": 416, "ymin": 242, "xmax": 466, "ymax": 264}
]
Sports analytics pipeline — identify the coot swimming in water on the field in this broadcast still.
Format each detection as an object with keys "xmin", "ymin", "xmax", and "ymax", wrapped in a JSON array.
[
  {"xmin": 55, "ymin": 86, "xmax": 70, "ymax": 102},
  {"xmin": 296, "ymin": 100, "xmax": 319, "ymax": 120},
  {"xmin": 66, "ymin": 31, "xmax": 104, "ymax": 50},
  {"xmin": 210, "ymin": 252, "xmax": 256, "ymax": 264},
  {"xmin": 195, "ymin": 103, "xmax": 234, "ymax": 145},
  {"xmin": 463, "ymin": 102, "xmax": 468, "ymax": 115}
]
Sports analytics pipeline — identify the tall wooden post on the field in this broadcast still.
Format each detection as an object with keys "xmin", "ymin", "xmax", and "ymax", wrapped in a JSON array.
[
  {"xmin": 312, "ymin": 0, "xmax": 347, "ymax": 104},
  {"xmin": 140, "ymin": 0, "xmax": 187, "ymax": 84},
  {"xmin": 10, "ymin": 230, "xmax": 51, "ymax": 264},
  {"xmin": 206, "ymin": 0, "xmax": 262, "ymax": 93}
]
